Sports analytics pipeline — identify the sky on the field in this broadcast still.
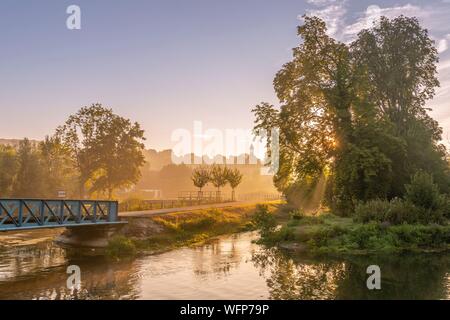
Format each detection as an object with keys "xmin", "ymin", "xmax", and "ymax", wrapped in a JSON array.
[{"xmin": 1, "ymin": 0, "xmax": 450, "ymax": 151}]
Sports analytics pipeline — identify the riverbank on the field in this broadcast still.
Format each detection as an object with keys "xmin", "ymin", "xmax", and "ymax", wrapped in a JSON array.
[
  {"xmin": 3, "ymin": 230, "xmax": 449, "ymax": 299},
  {"xmin": 259, "ymin": 209, "xmax": 450, "ymax": 255},
  {"xmin": 107, "ymin": 201, "xmax": 281, "ymax": 258}
]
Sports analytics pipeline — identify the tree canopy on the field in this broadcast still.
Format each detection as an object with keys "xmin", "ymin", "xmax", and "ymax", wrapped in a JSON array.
[
  {"xmin": 56, "ymin": 104, "xmax": 146, "ymax": 199},
  {"xmin": 254, "ymin": 15, "xmax": 450, "ymax": 215}
]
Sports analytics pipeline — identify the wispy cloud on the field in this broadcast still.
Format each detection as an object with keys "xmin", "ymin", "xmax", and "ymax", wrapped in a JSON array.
[
  {"xmin": 343, "ymin": 4, "xmax": 424, "ymax": 40},
  {"xmin": 300, "ymin": 0, "xmax": 347, "ymax": 37}
]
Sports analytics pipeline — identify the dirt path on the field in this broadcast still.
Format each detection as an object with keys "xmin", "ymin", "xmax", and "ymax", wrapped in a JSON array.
[{"xmin": 119, "ymin": 201, "xmax": 270, "ymax": 217}]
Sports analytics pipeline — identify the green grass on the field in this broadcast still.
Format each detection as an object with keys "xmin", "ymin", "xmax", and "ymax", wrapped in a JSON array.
[
  {"xmin": 107, "ymin": 202, "xmax": 280, "ymax": 258},
  {"xmin": 106, "ymin": 236, "xmax": 137, "ymax": 259}
]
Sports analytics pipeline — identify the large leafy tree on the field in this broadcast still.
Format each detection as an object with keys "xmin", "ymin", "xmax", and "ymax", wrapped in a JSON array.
[
  {"xmin": 254, "ymin": 15, "xmax": 449, "ymax": 215},
  {"xmin": 351, "ymin": 16, "xmax": 449, "ymax": 196},
  {"xmin": 12, "ymin": 139, "xmax": 45, "ymax": 198},
  {"xmin": 57, "ymin": 104, "xmax": 146, "ymax": 199},
  {"xmin": 39, "ymin": 136, "xmax": 77, "ymax": 198},
  {"xmin": 254, "ymin": 16, "xmax": 355, "ymax": 212},
  {"xmin": 0, "ymin": 145, "xmax": 17, "ymax": 196}
]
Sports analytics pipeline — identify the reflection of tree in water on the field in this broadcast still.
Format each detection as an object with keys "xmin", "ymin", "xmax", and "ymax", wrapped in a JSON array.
[
  {"xmin": 252, "ymin": 248, "xmax": 347, "ymax": 299},
  {"xmin": 252, "ymin": 248, "xmax": 450, "ymax": 300},
  {"xmin": 192, "ymin": 234, "xmax": 243, "ymax": 279},
  {"xmin": 336, "ymin": 254, "xmax": 450, "ymax": 300},
  {"xmin": 0, "ymin": 247, "xmax": 142, "ymax": 300}
]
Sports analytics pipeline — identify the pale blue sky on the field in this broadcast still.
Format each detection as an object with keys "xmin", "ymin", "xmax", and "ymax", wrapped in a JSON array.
[{"xmin": 1, "ymin": 0, "xmax": 450, "ymax": 149}]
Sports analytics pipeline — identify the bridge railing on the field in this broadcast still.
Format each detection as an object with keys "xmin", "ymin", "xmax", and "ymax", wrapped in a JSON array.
[{"xmin": 0, "ymin": 199, "xmax": 120, "ymax": 231}]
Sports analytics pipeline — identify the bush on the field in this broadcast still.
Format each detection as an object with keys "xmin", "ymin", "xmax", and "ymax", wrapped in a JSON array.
[
  {"xmin": 106, "ymin": 236, "xmax": 137, "ymax": 258},
  {"xmin": 289, "ymin": 209, "xmax": 305, "ymax": 220},
  {"xmin": 354, "ymin": 199, "xmax": 391, "ymax": 223},
  {"xmin": 262, "ymin": 225, "xmax": 296, "ymax": 244},
  {"xmin": 405, "ymin": 171, "xmax": 441, "ymax": 210},
  {"xmin": 386, "ymin": 198, "xmax": 421, "ymax": 225},
  {"xmin": 443, "ymin": 195, "xmax": 450, "ymax": 219},
  {"xmin": 252, "ymin": 204, "xmax": 277, "ymax": 237},
  {"xmin": 355, "ymin": 196, "xmax": 445, "ymax": 225}
]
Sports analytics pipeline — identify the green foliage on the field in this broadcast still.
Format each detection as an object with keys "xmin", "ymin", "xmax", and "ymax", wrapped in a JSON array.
[
  {"xmin": 253, "ymin": 15, "xmax": 449, "ymax": 216},
  {"xmin": 106, "ymin": 236, "xmax": 137, "ymax": 258},
  {"xmin": 354, "ymin": 197, "xmax": 445, "ymax": 225},
  {"xmin": 405, "ymin": 171, "xmax": 442, "ymax": 210},
  {"xmin": 0, "ymin": 138, "xmax": 78, "ymax": 198},
  {"xmin": 353, "ymin": 171, "xmax": 448, "ymax": 225},
  {"xmin": 225, "ymin": 167, "xmax": 243, "ymax": 189},
  {"xmin": 209, "ymin": 165, "xmax": 229, "ymax": 199},
  {"xmin": 56, "ymin": 103, "xmax": 146, "ymax": 199},
  {"xmin": 225, "ymin": 167, "xmax": 243, "ymax": 201},
  {"xmin": 38, "ymin": 136, "xmax": 77, "ymax": 197},
  {"xmin": 289, "ymin": 209, "xmax": 305, "ymax": 220},
  {"xmin": 12, "ymin": 139, "xmax": 45, "ymax": 198},
  {"xmin": 280, "ymin": 214, "xmax": 450, "ymax": 254},
  {"xmin": 191, "ymin": 166, "xmax": 210, "ymax": 192},
  {"xmin": 0, "ymin": 145, "xmax": 17, "ymax": 196},
  {"xmin": 252, "ymin": 204, "xmax": 277, "ymax": 237}
]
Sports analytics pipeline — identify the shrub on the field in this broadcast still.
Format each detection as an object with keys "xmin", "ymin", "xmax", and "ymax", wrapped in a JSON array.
[
  {"xmin": 252, "ymin": 204, "xmax": 277, "ymax": 236},
  {"xmin": 443, "ymin": 195, "xmax": 450, "ymax": 219},
  {"xmin": 106, "ymin": 236, "xmax": 137, "ymax": 258},
  {"xmin": 354, "ymin": 196, "xmax": 444, "ymax": 225},
  {"xmin": 289, "ymin": 209, "xmax": 305, "ymax": 220},
  {"xmin": 263, "ymin": 225, "xmax": 296, "ymax": 244},
  {"xmin": 385, "ymin": 198, "xmax": 421, "ymax": 224},
  {"xmin": 354, "ymin": 199, "xmax": 391, "ymax": 223},
  {"xmin": 405, "ymin": 171, "xmax": 441, "ymax": 210}
]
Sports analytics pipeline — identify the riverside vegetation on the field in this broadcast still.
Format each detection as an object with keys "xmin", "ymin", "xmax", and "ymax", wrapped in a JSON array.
[
  {"xmin": 250, "ymin": 15, "xmax": 450, "ymax": 255},
  {"xmin": 253, "ymin": 172, "xmax": 450, "ymax": 255},
  {"xmin": 106, "ymin": 202, "xmax": 280, "ymax": 259}
]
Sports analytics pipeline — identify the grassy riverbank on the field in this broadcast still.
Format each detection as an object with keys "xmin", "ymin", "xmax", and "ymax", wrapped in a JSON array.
[
  {"xmin": 259, "ymin": 209, "xmax": 450, "ymax": 255},
  {"xmin": 107, "ymin": 202, "xmax": 281, "ymax": 258}
]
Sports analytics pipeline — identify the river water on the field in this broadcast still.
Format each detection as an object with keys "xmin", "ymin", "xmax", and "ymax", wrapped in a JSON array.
[{"xmin": 0, "ymin": 230, "xmax": 449, "ymax": 300}]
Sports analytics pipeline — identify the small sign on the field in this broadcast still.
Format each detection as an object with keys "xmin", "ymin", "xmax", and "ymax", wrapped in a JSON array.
[{"xmin": 57, "ymin": 190, "xmax": 67, "ymax": 198}]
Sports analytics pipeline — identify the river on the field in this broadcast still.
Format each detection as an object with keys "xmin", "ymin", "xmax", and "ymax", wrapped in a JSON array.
[{"xmin": 0, "ymin": 230, "xmax": 449, "ymax": 300}]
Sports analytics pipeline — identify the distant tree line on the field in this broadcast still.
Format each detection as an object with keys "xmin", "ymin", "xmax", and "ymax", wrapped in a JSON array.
[
  {"xmin": 254, "ymin": 15, "xmax": 450, "ymax": 216},
  {"xmin": 0, "ymin": 104, "xmax": 145, "ymax": 199},
  {"xmin": 191, "ymin": 165, "xmax": 243, "ymax": 201}
]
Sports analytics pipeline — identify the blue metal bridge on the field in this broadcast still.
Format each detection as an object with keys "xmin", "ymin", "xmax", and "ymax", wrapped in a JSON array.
[{"xmin": 0, "ymin": 199, "xmax": 125, "ymax": 232}]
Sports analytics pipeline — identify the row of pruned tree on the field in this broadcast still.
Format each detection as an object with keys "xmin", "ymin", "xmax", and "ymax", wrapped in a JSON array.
[{"xmin": 191, "ymin": 165, "xmax": 243, "ymax": 201}]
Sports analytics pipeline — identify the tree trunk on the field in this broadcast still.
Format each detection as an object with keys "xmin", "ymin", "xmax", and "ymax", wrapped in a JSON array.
[
  {"xmin": 231, "ymin": 189, "xmax": 235, "ymax": 201},
  {"xmin": 216, "ymin": 188, "xmax": 221, "ymax": 202},
  {"xmin": 78, "ymin": 180, "xmax": 85, "ymax": 199}
]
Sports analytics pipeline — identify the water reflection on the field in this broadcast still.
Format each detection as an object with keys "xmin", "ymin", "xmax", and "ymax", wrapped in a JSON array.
[
  {"xmin": 252, "ymin": 248, "xmax": 347, "ymax": 299},
  {"xmin": 252, "ymin": 248, "xmax": 450, "ymax": 300},
  {"xmin": 0, "ymin": 230, "xmax": 449, "ymax": 299}
]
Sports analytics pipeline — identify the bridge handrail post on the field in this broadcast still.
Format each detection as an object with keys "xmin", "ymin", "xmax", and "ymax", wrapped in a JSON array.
[
  {"xmin": 18, "ymin": 200, "xmax": 23, "ymax": 227},
  {"xmin": 60, "ymin": 200, "xmax": 64, "ymax": 224},
  {"xmin": 93, "ymin": 201, "xmax": 97, "ymax": 223},
  {"xmin": 39, "ymin": 200, "xmax": 45, "ymax": 225},
  {"xmin": 108, "ymin": 201, "xmax": 118, "ymax": 222}
]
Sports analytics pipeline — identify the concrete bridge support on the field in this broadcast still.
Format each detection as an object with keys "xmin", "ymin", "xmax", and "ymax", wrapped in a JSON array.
[{"xmin": 55, "ymin": 224, "xmax": 126, "ymax": 248}]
